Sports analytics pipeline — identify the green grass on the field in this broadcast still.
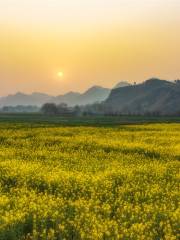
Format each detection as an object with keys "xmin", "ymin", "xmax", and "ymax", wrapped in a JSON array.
[{"xmin": 0, "ymin": 115, "xmax": 179, "ymax": 239}]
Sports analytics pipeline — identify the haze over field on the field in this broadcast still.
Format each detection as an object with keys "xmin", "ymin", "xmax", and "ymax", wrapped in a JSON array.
[{"xmin": 0, "ymin": 0, "xmax": 180, "ymax": 96}]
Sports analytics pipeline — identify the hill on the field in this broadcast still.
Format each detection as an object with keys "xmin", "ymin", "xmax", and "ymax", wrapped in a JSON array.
[
  {"xmin": 113, "ymin": 81, "xmax": 131, "ymax": 89},
  {"xmin": 0, "ymin": 86, "xmax": 111, "ymax": 107},
  {"xmin": 105, "ymin": 78, "xmax": 180, "ymax": 115},
  {"xmin": 0, "ymin": 92, "xmax": 52, "ymax": 107},
  {"xmin": 52, "ymin": 92, "xmax": 81, "ymax": 106},
  {"xmin": 76, "ymin": 86, "xmax": 110, "ymax": 105}
]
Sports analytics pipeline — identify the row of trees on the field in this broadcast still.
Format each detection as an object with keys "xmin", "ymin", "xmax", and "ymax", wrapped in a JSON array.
[
  {"xmin": 41, "ymin": 103, "xmax": 79, "ymax": 116},
  {"xmin": 1, "ymin": 102, "xmax": 179, "ymax": 116},
  {"xmin": 0, "ymin": 105, "xmax": 39, "ymax": 113},
  {"xmin": 41, "ymin": 102, "xmax": 110, "ymax": 116},
  {"xmin": 41, "ymin": 102, "xmax": 180, "ymax": 117}
]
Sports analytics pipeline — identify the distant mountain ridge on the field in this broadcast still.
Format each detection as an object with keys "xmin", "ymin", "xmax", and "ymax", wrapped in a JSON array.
[
  {"xmin": 0, "ymin": 85, "xmax": 112, "ymax": 107},
  {"xmin": 1, "ymin": 79, "xmax": 179, "ymax": 115},
  {"xmin": 52, "ymin": 92, "xmax": 81, "ymax": 106},
  {"xmin": 52, "ymin": 86, "xmax": 111, "ymax": 106},
  {"xmin": 76, "ymin": 86, "xmax": 110, "ymax": 105},
  {"xmin": 105, "ymin": 78, "xmax": 180, "ymax": 115},
  {"xmin": 0, "ymin": 92, "xmax": 52, "ymax": 107},
  {"xmin": 113, "ymin": 81, "xmax": 131, "ymax": 89}
]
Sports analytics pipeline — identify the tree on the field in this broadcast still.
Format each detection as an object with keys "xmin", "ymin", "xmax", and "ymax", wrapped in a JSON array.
[
  {"xmin": 73, "ymin": 105, "xmax": 82, "ymax": 116},
  {"xmin": 57, "ymin": 103, "xmax": 69, "ymax": 114},
  {"xmin": 41, "ymin": 103, "xmax": 58, "ymax": 115}
]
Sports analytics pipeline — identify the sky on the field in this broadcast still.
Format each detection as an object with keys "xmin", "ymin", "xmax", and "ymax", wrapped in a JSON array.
[{"xmin": 0, "ymin": 0, "xmax": 180, "ymax": 96}]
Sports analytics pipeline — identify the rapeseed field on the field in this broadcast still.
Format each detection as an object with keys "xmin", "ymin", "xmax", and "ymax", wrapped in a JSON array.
[{"xmin": 0, "ymin": 121, "xmax": 179, "ymax": 239}]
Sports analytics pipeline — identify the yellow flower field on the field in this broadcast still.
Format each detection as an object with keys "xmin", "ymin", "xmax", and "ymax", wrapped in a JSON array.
[{"xmin": 0, "ymin": 121, "xmax": 179, "ymax": 239}]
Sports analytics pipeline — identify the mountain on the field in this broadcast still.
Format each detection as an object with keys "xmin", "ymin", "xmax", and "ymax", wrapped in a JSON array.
[
  {"xmin": 52, "ymin": 92, "xmax": 81, "ymax": 106},
  {"xmin": 113, "ymin": 81, "xmax": 131, "ymax": 89},
  {"xmin": 105, "ymin": 78, "xmax": 180, "ymax": 115},
  {"xmin": 0, "ymin": 92, "xmax": 52, "ymax": 107},
  {"xmin": 76, "ymin": 86, "xmax": 111, "ymax": 105},
  {"xmin": 54, "ymin": 86, "xmax": 111, "ymax": 106},
  {"xmin": 0, "ymin": 86, "xmax": 111, "ymax": 107},
  {"xmin": 2, "ymin": 79, "xmax": 179, "ymax": 113}
]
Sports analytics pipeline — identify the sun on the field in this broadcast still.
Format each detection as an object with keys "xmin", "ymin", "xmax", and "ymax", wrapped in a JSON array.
[{"xmin": 57, "ymin": 71, "xmax": 63, "ymax": 78}]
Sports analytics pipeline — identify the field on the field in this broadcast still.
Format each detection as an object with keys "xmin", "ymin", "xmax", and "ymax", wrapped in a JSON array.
[{"xmin": 0, "ymin": 114, "xmax": 179, "ymax": 239}]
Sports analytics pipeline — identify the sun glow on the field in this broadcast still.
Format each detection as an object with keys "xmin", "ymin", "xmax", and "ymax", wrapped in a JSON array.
[{"xmin": 57, "ymin": 71, "xmax": 63, "ymax": 78}]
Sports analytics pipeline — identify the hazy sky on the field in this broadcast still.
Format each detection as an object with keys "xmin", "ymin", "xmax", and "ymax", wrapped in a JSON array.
[{"xmin": 0, "ymin": 0, "xmax": 180, "ymax": 95}]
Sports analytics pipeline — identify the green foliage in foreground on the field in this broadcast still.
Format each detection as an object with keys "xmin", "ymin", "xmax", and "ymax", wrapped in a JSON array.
[{"xmin": 0, "ymin": 118, "xmax": 179, "ymax": 239}]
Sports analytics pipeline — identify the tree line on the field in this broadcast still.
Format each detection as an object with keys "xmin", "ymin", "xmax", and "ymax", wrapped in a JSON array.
[{"xmin": 40, "ymin": 102, "xmax": 180, "ymax": 117}]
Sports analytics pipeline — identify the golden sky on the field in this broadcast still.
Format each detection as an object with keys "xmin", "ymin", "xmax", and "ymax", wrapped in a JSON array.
[{"xmin": 0, "ymin": 0, "xmax": 180, "ymax": 95}]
